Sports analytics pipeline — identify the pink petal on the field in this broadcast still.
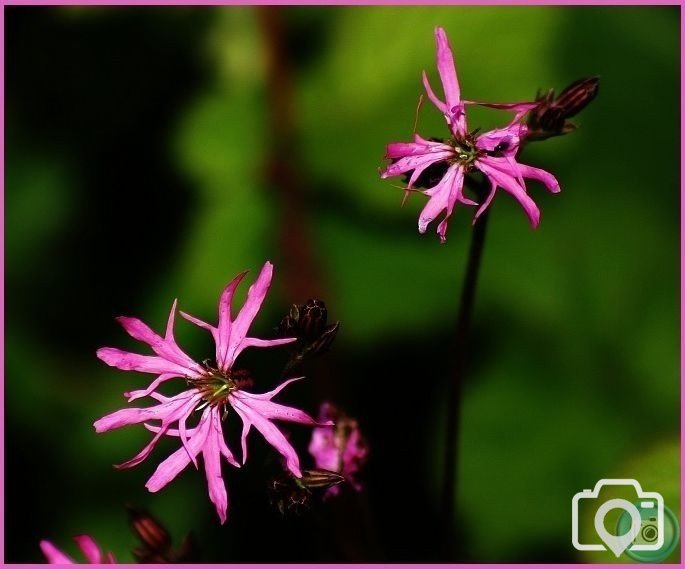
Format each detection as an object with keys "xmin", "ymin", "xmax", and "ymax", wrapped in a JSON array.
[
  {"xmin": 516, "ymin": 163, "xmax": 561, "ymax": 193},
  {"xmin": 418, "ymin": 164, "xmax": 471, "ymax": 238},
  {"xmin": 145, "ymin": 408, "xmax": 212, "ymax": 493},
  {"xmin": 203, "ymin": 409, "xmax": 229, "ymax": 524},
  {"xmin": 222, "ymin": 262, "xmax": 274, "ymax": 368},
  {"xmin": 385, "ymin": 135, "xmax": 452, "ymax": 159},
  {"xmin": 94, "ymin": 390, "xmax": 198, "ymax": 434},
  {"xmin": 434, "ymin": 27, "xmax": 461, "ymax": 112},
  {"xmin": 476, "ymin": 158, "xmax": 540, "ymax": 229},
  {"xmin": 381, "ymin": 151, "xmax": 454, "ymax": 183},
  {"xmin": 231, "ymin": 403, "xmax": 252, "ymax": 465},
  {"xmin": 239, "ymin": 336, "xmax": 297, "ymax": 350},
  {"xmin": 466, "ymin": 100, "xmax": 538, "ymax": 124},
  {"xmin": 114, "ymin": 304, "xmax": 203, "ymax": 376},
  {"xmin": 179, "ymin": 310, "xmax": 216, "ymax": 334},
  {"xmin": 126, "ymin": 373, "xmax": 179, "ymax": 402},
  {"xmin": 465, "ymin": 100, "xmax": 538, "ymax": 113},
  {"xmin": 474, "ymin": 178, "xmax": 498, "ymax": 223},
  {"xmin": 308, "ymin": 427, "xmax": 340, "ymax": 472},
  {"xmin": 96, "ymin": 348, "xmax": 193, "ymax": 377},
  {"xmin": 215, "ymin": 271, "xmax": 248, "ymax": 370},
  {"xmin": 239, "ymin": 377, "xmax": 304, "ymax": 401},
  {"xmin": 421, "ymin": 70, "xmax": 447, "ymax": 113},
  {"xmin": 476, "ymin": 125, "xmax": 526, "ymax": 154},
  {"xmin": 234, "ymin": 395, "xmax": 323, "ymax": 426},
  {"xmin": 73, "ymin": 535, "xmax": 102, "ymax": 564},
  {"xmin": 108, "ymin": 394, "xmax": 200, "ymax": 469},
  {"xmin": 40, "ymin": 541, "xmax": 74, "ymax": 564},
  {"xmin": 230, "ymin": 396, "xmax": 302, "ymax": 477}
]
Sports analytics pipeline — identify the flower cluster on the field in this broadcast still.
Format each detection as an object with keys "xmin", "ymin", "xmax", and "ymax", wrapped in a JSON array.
[
  {"xmin": 309, "ymin": 402, "xmax": 369, "ymax": 496},
  {"xmin": 94, "ymin": 261, "xmax": 329, "ymax": 523},
  {"xmin": 381, "ymin": 27, "xmax": 560, "ymax": 242}
]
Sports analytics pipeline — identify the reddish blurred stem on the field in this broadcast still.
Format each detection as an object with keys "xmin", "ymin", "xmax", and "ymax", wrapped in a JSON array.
[
  {"xmin": 258, "ymin": 7, "xmax": 322, "ymax": 300},
  {"xmin": 442, "ymin": 207, "xmax": 489, "ymax": 558}
]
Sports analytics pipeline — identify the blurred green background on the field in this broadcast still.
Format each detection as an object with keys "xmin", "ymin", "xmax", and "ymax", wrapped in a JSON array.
[{"xmin": 5, "ymin": 5, "xmax": 680, "ymax": 563}]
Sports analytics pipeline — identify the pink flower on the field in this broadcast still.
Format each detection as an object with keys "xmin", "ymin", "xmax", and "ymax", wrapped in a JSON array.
[
  {"xmin": 381, "ymin": 27, "xmax": 560, "ymax": 242},
  {"xmin": 95, "ymin": 261, "xmax": 329, "ymax": 523},
  {"xmin": 40, "ymin": 535, "xmax": 115, "ymax": 564},
  {"xmin": 308, "ymin": 403, "xmax": 368, "ymax": 496}
]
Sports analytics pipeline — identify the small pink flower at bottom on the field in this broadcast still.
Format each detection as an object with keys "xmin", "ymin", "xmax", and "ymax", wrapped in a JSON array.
[
  {"xmin": 95, "ymin": 261, "xmax": 330, "ymax": 523},
  {"xmin": 40, "ymin": 535, "xmax": 115, "ymax": 564},
  {"xmin": 308, "ymin": 402, "xmax": 369, "ymax": 496},
  {"xmin": 381, "ymin": 27, "xmax": 560, "ymax": 242}
]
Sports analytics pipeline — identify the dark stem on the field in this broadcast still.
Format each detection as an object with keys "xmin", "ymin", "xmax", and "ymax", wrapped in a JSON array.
[
  {"xmin": 258, "ymin": 7, "xmax": 323, "ymax": 301},
  {"xmin": 441, "ymin": 205, "xmax": 489, "ymax": 559}
]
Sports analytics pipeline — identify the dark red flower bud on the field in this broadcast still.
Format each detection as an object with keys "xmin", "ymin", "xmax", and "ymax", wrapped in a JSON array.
[
  {"xmin": 127, "ymin": 505, "xmax": 194, "ymax": 563},
  {"xmin": 279, "ymin": 299, "xmax": 340, "ymax": 371},
  {"xmin": 527, "ymin": 76, "xmax": 599, "ymax": 141},
  {"xmin": 300, "ymin": 468, "xmax": 345, "ymax": 490},
  {"xmin": 554, "ymin": 76, "xmax": 600, "ymax": 119},
  {"xmin": 299, "ymin": 299, "xmax": 328, "ymax": 338}
]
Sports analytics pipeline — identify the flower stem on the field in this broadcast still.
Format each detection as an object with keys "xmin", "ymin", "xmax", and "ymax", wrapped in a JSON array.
[{"xmin": 442, "ymin": 205, "xmax": 489, "ymax": 559}]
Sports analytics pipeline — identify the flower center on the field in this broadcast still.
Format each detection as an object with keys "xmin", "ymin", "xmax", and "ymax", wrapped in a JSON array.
[
  {"xmin": 191, "ymin": 363, "xmax": 254, "ymax": 408},
  {"xmin": 451, "ymin": 136, "xmax": 480, "ymax": 166}
]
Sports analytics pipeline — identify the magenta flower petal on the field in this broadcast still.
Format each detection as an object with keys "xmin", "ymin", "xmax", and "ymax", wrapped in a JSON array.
[
  {"xmin": 421, "ymin": 27, "xmax": 467, "ymax": 136},
  {"xmin": 181, "ymin": 262, "xmax": 288, "ymax": 372},
  {"xmin": 418, "ymin": 164, "xmax": 472, "ymax": 242},
  {"xmin": 203, "ymin": 409, "xmax": 229, "ymax": 523},
  {"xmin": 515, "ymin": 163, "xmax": 561, "ymax": 193},
  {"xmin": 381, "ymin": 150, "xmax": 454, "ymax": 185},
  {"xmin": 224, "ymin": 261, "xmax": 274, "ymax": 366},
  {"xmin": 40, "ymin": 541, "xmax": 74, "ymax": 564},
  {"xmin": 308, "ymin": 403, "xmax": 369, "ymax": 497},
  {"xmin": 465, "ymin": 100, "xmax": 539, "ymax": 124},
  {"xmin": 126, "ymin": 373, "xmax": 178, "ymax": 402},
  {"xmin": 96, "ymin": 348, "xmax": 192, "ymax": 377},
  {"xmin": 40, "ymin": 535, "xmax": 115, "ymax": 564},
  {"xmin": 474, "ymin": 178, "xmax": 497, "ymax": 223},
  {"xmin": 94, "ymin": 390, "xmax": 199, "ymax": 434},
  {"xmin": 240, "ymin": 336, "xmax": 296, "ymax": 350},
  {"xmin": 476, "ymin": 124, "xmax": 527, "ymax": 154},
  {"xmin": 476, "ymin": 158, "xmax": 541, "ymax": 228},
  {"xmin": 215, "ymin": 271, "xmax": 248, "ymax": 369},
  {"xmin": 230, "ymin": 394, "xmax": 303, "ymax": 477},
  {"xmin": 145, "ymin": 407, "xmax": 212, "ymax": 493},
  {"xmin": 235, "ymin": 396, "xmax": 321, "ymax": 425},
  {"xmin": 385, "ymin": 136, "xmax": 452, "ymax": 159},
  {"xmin": 434, "ymin": 27, "xmax": 461, "ymax": 111},
  {"xmin": 421, "ymin": 70, "xmax": 447, "ymax": 114},
  {"xmin": 72, "ymin": 535, "xmax": 102, "ymax": 564},
  {"xmin": 115, "ymin": 301, "xmax": 202, "ymax": 375}
]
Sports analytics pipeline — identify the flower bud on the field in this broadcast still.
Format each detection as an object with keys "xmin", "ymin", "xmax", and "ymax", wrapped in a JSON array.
[
  {"xmin": 526, "ymin": 76, "xmax": 599, "ymax": 141},
  {"xmin": 127, "ymin": 505, "xmax": 194, "ymax": 563},
  {"xmin": 279, "ymin": 299, "xmax": 340, "ymax": 371},
  {"xmin": 299, "ymin": 299, "xmax": 328, "ymax": 338},
  {"xmin": 300, "ymin": 468, "xmax": 346, "ymax": 490},
  {"xmin": 554, "ymin": 76, "xmax": 600, "ymax": 119},
  {"xmin": 268, "ymin": 469, "xmax": 345, "ymax": 515}
]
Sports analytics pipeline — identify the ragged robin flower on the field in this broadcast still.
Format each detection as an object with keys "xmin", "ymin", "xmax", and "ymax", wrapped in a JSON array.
[
  {"xmin": 94, "ymin": 262, "xmax": 330, "ymax": 523},
  {"xmin": 308, "ymin": 402, "xmax": 369, "ymax": 497},
  {"xmin": 380, "ymin": 27, "xmax": 560, "ymax": 242}
]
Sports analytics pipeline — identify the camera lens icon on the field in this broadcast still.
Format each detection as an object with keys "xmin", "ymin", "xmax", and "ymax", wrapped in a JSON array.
[
  {"xmin": 638, "ymin": 517, "xmax": 658, "ymax": 544},
  {"xmin": 571, "ymin": 479, "xmax": 678, "ymax": 559},
  {"xmin": 617, "ymin": 504, "xmax": 680, "ymax": 562}
]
